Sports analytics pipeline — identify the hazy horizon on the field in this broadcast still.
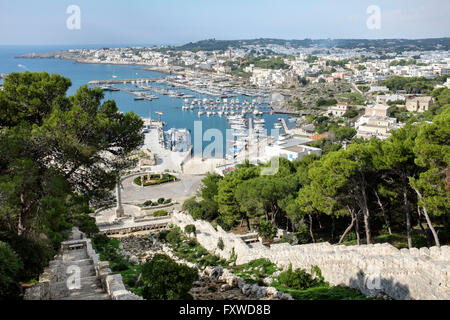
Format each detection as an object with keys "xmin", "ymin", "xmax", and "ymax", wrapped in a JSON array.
[{"xmin": 1, "ymin": 0, "xmax": 449, "ymax": 46}]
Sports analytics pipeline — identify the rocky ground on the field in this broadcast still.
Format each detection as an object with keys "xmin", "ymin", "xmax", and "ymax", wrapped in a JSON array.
[
  {"xmin": 115, "ymin": 234, "xmax": 292, "ymax": 301},
  {"xmin": 190, "ymin": 267, "xmax": 292, "ymax": 300}
]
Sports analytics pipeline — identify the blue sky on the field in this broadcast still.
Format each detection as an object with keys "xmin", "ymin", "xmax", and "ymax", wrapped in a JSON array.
[{"xmin": 0, "ymin": 0, "xmax": 449, "ymax": 45}]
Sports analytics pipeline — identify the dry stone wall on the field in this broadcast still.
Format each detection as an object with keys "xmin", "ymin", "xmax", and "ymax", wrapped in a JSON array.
[{"xmin": 171, "ymin": 211, "xmax": 450, "ymax": 300}]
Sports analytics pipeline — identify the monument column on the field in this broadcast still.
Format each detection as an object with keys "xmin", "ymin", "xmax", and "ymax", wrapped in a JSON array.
[{"xmin": 115, "ymin": 179, "xmax": 124, "ymax": 218}]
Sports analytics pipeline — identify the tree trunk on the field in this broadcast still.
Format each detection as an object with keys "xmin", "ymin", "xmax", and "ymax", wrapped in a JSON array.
[
  {"xmin": 413, "ymin": 187, "xmax": 440, "ymax": 247},
  {"xmin": 18, "ymin": 192, "xmax": 28, "ymax": 236},
  {"xmin": 355, "ymin": 211, "xmax": 361, "ymax": 245},
  {"xmin": 246, "ymin": 217, "xmax": 251, "ymax": 231},
  {"xmin": 339, "ymin": 207, "xmax": 356, "ymax": 244},
  {"xmin": 417, "ymin": 206, "xmax": 432, "ymax": 247},
  {"xmin": 317, "ymin": 214, "xmax": 323, "ymax": 229},
  {"xmin": 308, "ymin": 213, "xmax": 315, "ymax": 243},
  {"xmin": 374, "ymin": 189, "xmax": 392, "ymax": 235},
  {"xmin": 361, "ymin": 186, "xmax": 371, "ymax": 244},
  {"xmin": 403, "ymin": 184, "xmax": 413, "ymax": 249},
  {"xmin": 331, "ymin": 216, "xmax": 335, "ymax": 243}
]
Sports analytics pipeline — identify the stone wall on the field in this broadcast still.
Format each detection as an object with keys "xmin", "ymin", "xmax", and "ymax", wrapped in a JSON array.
[{"xmin": 171, "ymin": 210, "xmax": 450, "ymax": 300}]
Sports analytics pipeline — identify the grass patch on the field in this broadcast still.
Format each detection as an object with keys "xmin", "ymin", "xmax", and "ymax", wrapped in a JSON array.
[
  {"xmin": 274, "ymin": 284, "xmax": 373, "ymax": 300},
  {"xmin": 231, "ymin": 258, "xmax": 279, "ymax": 285},
  {"xmin": 157, "ymin": 227, "xmax": 228, "ymax": 268},
  {"xmin": 231, "ymin": 259, "xmax": 374, "ymax": 300}
]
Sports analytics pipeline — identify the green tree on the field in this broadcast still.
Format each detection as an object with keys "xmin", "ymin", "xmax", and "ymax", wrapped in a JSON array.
[
  {"xmin": 256, "ymin": 219, "xmax": 278, "ymax": 241},
  {"xmin": 184, "ymin": 224, "xmax": 197, "ymax": 237},
  {"xmin": 215, "ymin": 166, "xmax": 259, "ymax": 230},
  {"xmin": 374, "ymin": 124, "xmax": 420, "ymax": 248},
  {"xmin": 0, "ymin": 72, "xmax": 144, "ymax": 237},
  {"xmin": 141, "ymin": 254, "xmax": 198, "ymax": 300},
  {"xmin": 199, "ymin": 173, "xmax": 222, "ymax": 202},
  {"xmin": 334, "ymin": 126, "xmax": 357, "ymax": 142},
  {"xmin": 410, "ymin": 106, "xmax": 450, "ymax": 246}
]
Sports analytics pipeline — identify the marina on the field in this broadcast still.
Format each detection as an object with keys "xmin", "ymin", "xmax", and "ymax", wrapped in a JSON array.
[{"xmin": 0, "ymin": 46, "xmax": 293, "ymax": 157}]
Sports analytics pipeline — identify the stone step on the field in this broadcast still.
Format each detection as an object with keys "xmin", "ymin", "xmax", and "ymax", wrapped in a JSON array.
[
  {"xmin": 49, "ymin": 275, "xmax": 104, "ymax": 299},
  {"xmin": 60, "ymin": 292, "xmax": 111, "ymax": 300},
  {"xmin": 51, "ymin": 258, "xmax": 94, "ymax": 268},
  {"xmin": 61, "ymin": 285, "xmax": 107, "ymax": 300},
  {"xmin": 62, "ymin": 250, "xmax": 89, "ymax": 261},
  {"xmin": 57, "ymin": 264, "xmax": 96, "ymax": 278}
]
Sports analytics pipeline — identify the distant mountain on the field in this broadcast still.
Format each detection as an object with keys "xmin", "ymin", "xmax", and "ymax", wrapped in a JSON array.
[{"xmin": 171, "ymin": 38, "xmax": 450, "ymax": 52}]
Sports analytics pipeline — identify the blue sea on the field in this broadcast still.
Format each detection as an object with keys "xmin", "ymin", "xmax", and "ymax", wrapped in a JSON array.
[{"xmin": 0, "ymin": 45, "xmax": 291, "ymax": 156}]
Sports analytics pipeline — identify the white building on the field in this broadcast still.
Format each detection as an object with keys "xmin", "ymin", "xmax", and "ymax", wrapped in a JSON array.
[
  {"xmin": 263, "ymin": 138, "xmax": 322, "ymax": 162},
  {"xmin": 327, "ymin": 103, "xmax": 349, "ymax": 117}
]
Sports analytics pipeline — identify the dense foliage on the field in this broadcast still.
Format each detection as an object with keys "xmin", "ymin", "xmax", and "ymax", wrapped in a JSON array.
[
  {"xmin": 141, "ymin": 254, "xmax": 198, "ymax": 300},
  {"xmin": 185, "ymin": 99, "xmax": 449, "ymax": 248},
  {"xmin": 0, "ymin": 72, "xmax": 144, "ymax": 298}
]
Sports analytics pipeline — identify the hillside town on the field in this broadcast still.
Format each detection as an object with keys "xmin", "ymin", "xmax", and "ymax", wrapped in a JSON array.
[{"xmin": 20, "ymin": 40, "xmax": 450, "ymax": 147}]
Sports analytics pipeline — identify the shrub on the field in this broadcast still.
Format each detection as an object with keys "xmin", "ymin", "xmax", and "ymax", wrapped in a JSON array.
[
  {"xmin": 191, "ymin": 200, "xmax": 218, "ymax": 221},
  {"xmin": 184, "ymin": 225, "xmax": 196, "ymax": 236},
  {"xmin": 92, "ymin": 234, "xmax": 110, "ymax": 247},
  {"xmin": 134, "ymin": 175, "xmax": 176, "ymax": 186},
  {"xmin": 166, "ymin": 228, "xmax": 182, "ymax": 245},
  {"xmin": 0, "ymin": 231, "xmax": 54, "ymax": 282},
  {"xmin": 277, "ymin": 264, "xmax": 323, "ymax": 290},
  {"xmin": 157, "ymin": 198, "xmax": 165, "ymax": 204},
  {"xmin": 229, "ymin": 247, "xmax": 237, "ymax": 265},
  {"xmin": 257, "ymin": 220, "xmax": 278, "ymax": 241},
  {"xmin": 0, "ymin": 241, "xmax": 23, "ymax": 298},
  {"xmin": 143, "ymin": 200, "xmax": 153, "ymax": 207},
  {"xmin": 141, "ymin": 254, "xmax": 198, "ymax": 300},
  {"xmin": 111, "ymin": 260, "xmax": 129, "ymax": 272},
  {"xmin": 295, "ymin": 221, "xmax": 311, "ymax": 244},
  {"xmin": 182, "ymin": 197, "xmax": 198, "ymax": 213},
  {"xmin": 164, "ymin": 198, "xmax": 172, "ymax": 204},
  {"xmin": 153, "ymin": 210, "xmax": 168, "ymax": 217},
  {"xmin": 71, "ymin": 213, "xmax": 99, "ymax": 237},
  {"xmin": 217, "ymin": 238, "xmax": 224, "ymax": 250},
  {"xmin": 276, "ymin": 234, "xmax": 298, "ymax": 245},
  {"xmin": 126, "ymin": 278, "xmax": 136, "ymax": 288},
  {"xmin": 157, "ymin": 230, "xmax": 169, "ymax": 242}
]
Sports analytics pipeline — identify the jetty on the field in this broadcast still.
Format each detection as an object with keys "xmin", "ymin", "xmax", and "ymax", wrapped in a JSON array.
[{"xmin": 88, "ymin": 78, "xmax": 165, "ymax": 85}]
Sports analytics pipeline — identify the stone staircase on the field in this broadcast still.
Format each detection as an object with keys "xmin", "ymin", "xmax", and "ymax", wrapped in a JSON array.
[
  {"xmin": 56, "ymin": 249, "xmax": 110, "ymax": 300},
  {"xmin": 25, "ymin": 228, "xmax": 142, "ymax": 300}
]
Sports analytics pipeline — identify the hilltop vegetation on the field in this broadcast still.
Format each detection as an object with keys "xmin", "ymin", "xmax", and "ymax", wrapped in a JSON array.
[{"xmin": 171, "ymin": 38, "xmax": 450, "ymax": 52}]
